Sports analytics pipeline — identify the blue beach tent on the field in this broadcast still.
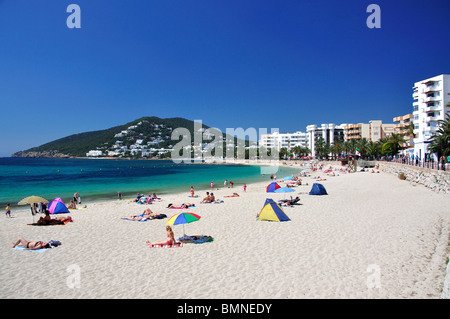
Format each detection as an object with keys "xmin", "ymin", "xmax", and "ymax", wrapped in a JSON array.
[
  {"xmin": 257, "ymin": 198, "xmax": 290, "ymax": 222},
  {"xmin": 309, "ymin": 183, "xmax": 327, "ymax": 195},
  {"xmin": 48, "ymin": 198, "xmax": 70, "ymax": 214}
]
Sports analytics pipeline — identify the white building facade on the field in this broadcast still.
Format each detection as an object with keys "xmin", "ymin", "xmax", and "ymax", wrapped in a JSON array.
[
  {"xmin": 306, "ymin": 123, "xmax": 346, "ymax": 156},
  {"xmin": 412, "ymin": 74, "xmax": 450, "ymax": 160},
  {"xmin": 259, "ymin": 131, "xmax": 308, "ymax": 151}
]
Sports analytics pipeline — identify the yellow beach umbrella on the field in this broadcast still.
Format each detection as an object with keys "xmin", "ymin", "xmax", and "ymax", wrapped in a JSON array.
[{"xmin": 18, "ymin": 195, "xmax": 49, "ymax": 205}]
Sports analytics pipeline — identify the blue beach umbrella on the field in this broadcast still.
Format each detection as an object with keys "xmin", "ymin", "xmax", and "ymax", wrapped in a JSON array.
[
  {"xmin": 282, "ymin": 176, "xmax": 294, "ymax": 181},
  {"xmin": 275, "ymin": 186, "xmax": 295, "ymax": 200},
  {"xmin": 274, "ymin": 187, "xmax": 295, "ymax": 193}
]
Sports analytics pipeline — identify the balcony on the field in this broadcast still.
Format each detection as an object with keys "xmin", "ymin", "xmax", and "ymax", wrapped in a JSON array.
[
  {"xmin": 424, "ymin": 96, "xmax": 441, "ymax": 103},
  {"xmin": 425, "ymin": 116, "xmax": 439, "ymax": 123},
  {"xmin": 425, "ymin": 105, "xmax": 441, "ymax": 112},
  {"xmin": 424, "ymin": 85, "xmax": 440, "ymax": 93}
]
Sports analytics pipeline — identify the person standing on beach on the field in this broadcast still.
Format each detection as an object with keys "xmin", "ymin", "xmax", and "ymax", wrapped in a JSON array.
[
  {"xmin": 243, "ymin": 184, "xmax": 247, "ymax": 192},
  {"xmin": 5, "ymin": 204, "xmax": 11, "ymax": 218},
  {"xmin": 74, "ymin": 192, "xmax": 80, "ymax": 204},
  {"xmin": 190, "ymin": 186, "xmax": 195, "ymax": 197},
  {"xmin": 211, "ymin": 182, "xmax": 214, "ymax": 190}
]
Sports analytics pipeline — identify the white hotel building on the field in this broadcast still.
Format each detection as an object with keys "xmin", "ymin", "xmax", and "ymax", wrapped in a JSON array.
[
  {"xmin": 259, "ymin": 131, "xmax": 308, "ymax": 151},
  {"xmin": 412, "ymin": 74, "xmax": 450, "ymax": 159},
  {"xmin": 306, "ymin": 123, "xmax": 347, "ymax": 156}
]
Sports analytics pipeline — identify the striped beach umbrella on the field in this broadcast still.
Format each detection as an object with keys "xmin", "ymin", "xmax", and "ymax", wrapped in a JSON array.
[{"xmin": 166, "ymin": 212, "xmax": 201, "ymax": 235}]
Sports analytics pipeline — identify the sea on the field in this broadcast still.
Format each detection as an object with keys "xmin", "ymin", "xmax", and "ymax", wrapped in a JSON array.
[{"xmin": 0, "ymin": 157, "xmax": 301, "ymax": 210}]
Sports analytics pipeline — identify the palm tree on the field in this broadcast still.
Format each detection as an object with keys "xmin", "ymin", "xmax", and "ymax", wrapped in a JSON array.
[
  {"xmin": 315, "ymin": 137, "xmax": 325, "ymax": 158},
  {"xmin": 366, "ymin": 141, "xmax": 381, "ymax": 159},
  {"xmin": 428, "ymin": 112, "xmax": 450, "ymax": 157},
  {"xmin": 356, "ymin": 138, "xmax": 369, "ymax": 158},
  {"xmin": 381, "ymin": 134, "xmax": 406, "ymax": 156}
]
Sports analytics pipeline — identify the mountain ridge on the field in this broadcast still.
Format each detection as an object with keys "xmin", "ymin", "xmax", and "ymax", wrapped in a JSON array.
[{"xmin": 12, "ymin": 116, "xmax": 212, "ymax": 158}]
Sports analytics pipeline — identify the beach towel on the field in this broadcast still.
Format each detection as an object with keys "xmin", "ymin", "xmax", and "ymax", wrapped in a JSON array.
[
  {"xmin": 13, "ymin": 240, "xmax": 60, "ymax": 252},
  {"xmin": 13, "ymin": 246, "xmax": 52, "ymax": 253},
  {"xmin": 148, "ymin": 242, "xmax": 183, "ymax": 248},
  {"xmin": 177, "ymin": 235, "xmax": 214, "ymax": 244}
]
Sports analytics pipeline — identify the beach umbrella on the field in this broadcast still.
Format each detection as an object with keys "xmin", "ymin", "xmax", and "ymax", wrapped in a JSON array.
[
  {"xmin": 282, "ymin": 176, "xmax": 294, "ymax": 181},
  {"xmin": 166, "ymin": 212, "xmax": 201, "ymax": 235},
  {"xmin": 18, "ymin": 196, "xmax": 49, "ymax": 205},
  {"xmin": 275, "ymin": 186, "xmax": 295, "ymax": 200},
  {"xmin": 274, "ymin": 187, "xmax": 295, "ymax": 193}
]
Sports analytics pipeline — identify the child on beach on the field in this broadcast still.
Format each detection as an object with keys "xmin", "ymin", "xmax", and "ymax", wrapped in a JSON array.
[{"xmin": 5, "ymin": 204, "xmax": 11, "ymax": 218}]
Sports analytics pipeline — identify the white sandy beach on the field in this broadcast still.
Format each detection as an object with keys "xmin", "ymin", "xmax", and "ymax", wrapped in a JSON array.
[{"xmin": 1, "ymin": 163, "xmax": 449, "ymax": 299}]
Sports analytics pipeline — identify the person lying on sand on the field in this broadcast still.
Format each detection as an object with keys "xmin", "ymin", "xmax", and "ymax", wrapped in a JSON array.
[
  {"xmin": 12, "ymin": 238, "xmax": 50, "ymax": 250},
  {"xmin": 167, "ymin": 203, "xmax": 195, "ymax": 209},
  {"xmin": 224, "ymin": 193, "xmax": 240, "ymax": 198},
  {"xmin": 29, "ymin": 211, "xmax": 73, "ymax": 225},
  {"xmin": 121, "ymin": 208, "xmax": 161, "ymax": 221}
]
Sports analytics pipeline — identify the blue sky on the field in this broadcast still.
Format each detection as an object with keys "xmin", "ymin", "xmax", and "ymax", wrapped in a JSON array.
[{"xmin": 0, "ymin": 0, "xmax": 449, "ymax": 156}]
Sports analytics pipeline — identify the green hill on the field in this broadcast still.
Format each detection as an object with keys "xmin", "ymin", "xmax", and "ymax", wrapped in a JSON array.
[{"xmin": 12, "ymin": 117, "xmax": 212, "ymax": 158}]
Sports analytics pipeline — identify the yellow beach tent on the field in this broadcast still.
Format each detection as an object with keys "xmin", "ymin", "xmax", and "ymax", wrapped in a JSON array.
[{"xmin": 257, "ymin": 198, "xmax": 290, "ymax": 222}]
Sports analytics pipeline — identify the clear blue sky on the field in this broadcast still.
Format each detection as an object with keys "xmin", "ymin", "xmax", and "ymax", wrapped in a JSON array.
[{"xmin": 1, "ymin": 0, "xmax": 449, "ymax": 156}]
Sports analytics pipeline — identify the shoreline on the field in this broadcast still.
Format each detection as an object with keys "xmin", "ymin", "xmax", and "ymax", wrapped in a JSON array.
[{"xmin": 4, "ymin": 160, "xmax": 306, "ymax": 214}]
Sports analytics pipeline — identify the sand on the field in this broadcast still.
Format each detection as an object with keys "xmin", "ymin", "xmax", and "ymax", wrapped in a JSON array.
[{"xmin": 1, "ymin": 163, "xmax": 449, "ymax": 299}]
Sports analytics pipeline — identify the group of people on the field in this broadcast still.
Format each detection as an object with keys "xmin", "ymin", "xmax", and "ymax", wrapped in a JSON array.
[
  {"xmin": 30, "ymin": 210, "xmax": 73, "ymax": 225},
  {"xmin": 131, "ymin": 192, "xmax": 162, "ymax": 204}
]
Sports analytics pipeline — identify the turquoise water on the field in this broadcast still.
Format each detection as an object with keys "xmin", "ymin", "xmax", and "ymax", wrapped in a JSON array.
[{"xmin": 0, "ymin": 158, "xmax": 300, "ymax": 208}]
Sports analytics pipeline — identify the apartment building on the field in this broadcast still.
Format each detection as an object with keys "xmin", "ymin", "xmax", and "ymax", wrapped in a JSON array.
[
  {"xmin": 306, "ymin": 123, "xmax": 346, "ymax": 156},
  {"xmin": 412, "ymin": 74, "xmax": 450, "ymax": 159},
  {"xmin": 343, "ymin": 120, "xmax": 395, "ymax": 142},
  {"xmin": 259, "ymin": 131, "xmax": 308, "ymax": 151},
  {"xmin": 393, "ymin": 113, "xmax": 414, "ymax": 155}
]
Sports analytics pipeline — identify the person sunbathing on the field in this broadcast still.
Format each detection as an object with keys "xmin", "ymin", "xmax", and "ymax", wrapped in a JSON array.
[
  {"xmin": 167, "ymin": 203, "xmax": 195, "ymax": 209},
  {"xmin": 224, "ymin": 193, "xmax": 240, "ymax": 198},
  {"xmin": 201, "ymin": 192, "xmax": 211, "ymax": 203},
  {"xmin": 67, "ymin": 200, "xmax": 77, "ymax": 209},
  {"xmin": 12, "ymin": 238, "xmax": 51, "ymax": 250},
  {"xmin": 146, "ymin": 225, "xmax": 180, "ymax": 247},
  {"xmin": 122, "ymin": 208, "xmax": 158, "ymax": 221}
]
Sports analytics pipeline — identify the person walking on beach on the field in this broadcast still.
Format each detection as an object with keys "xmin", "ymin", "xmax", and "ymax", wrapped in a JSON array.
[{"xmin": 5, "ymin": 203, "xmax": 11, "ymax": 218}]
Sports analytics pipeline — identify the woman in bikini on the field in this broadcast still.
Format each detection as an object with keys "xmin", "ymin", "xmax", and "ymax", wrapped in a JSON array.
[
  {"xmin": 146, "ymin": 225, "xmax": 178, "ymax": 246},
  {"xmin": 12, "ymin": 238, "xmax": 50, "ymax": 250},
  {"xmin": 121, "ymin": 208, "xmax": 157, "ymax": 221}
]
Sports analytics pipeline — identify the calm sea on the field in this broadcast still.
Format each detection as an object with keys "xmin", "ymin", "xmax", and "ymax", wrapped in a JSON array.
[{"xmin": 0, "ymin": 157, "xmax": 300, "ymax": 209}]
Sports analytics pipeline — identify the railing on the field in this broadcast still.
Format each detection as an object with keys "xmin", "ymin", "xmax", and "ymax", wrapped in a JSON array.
[{"xmin": 389, "ymin": 158, "xmax": 449, "ymax": 171}]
